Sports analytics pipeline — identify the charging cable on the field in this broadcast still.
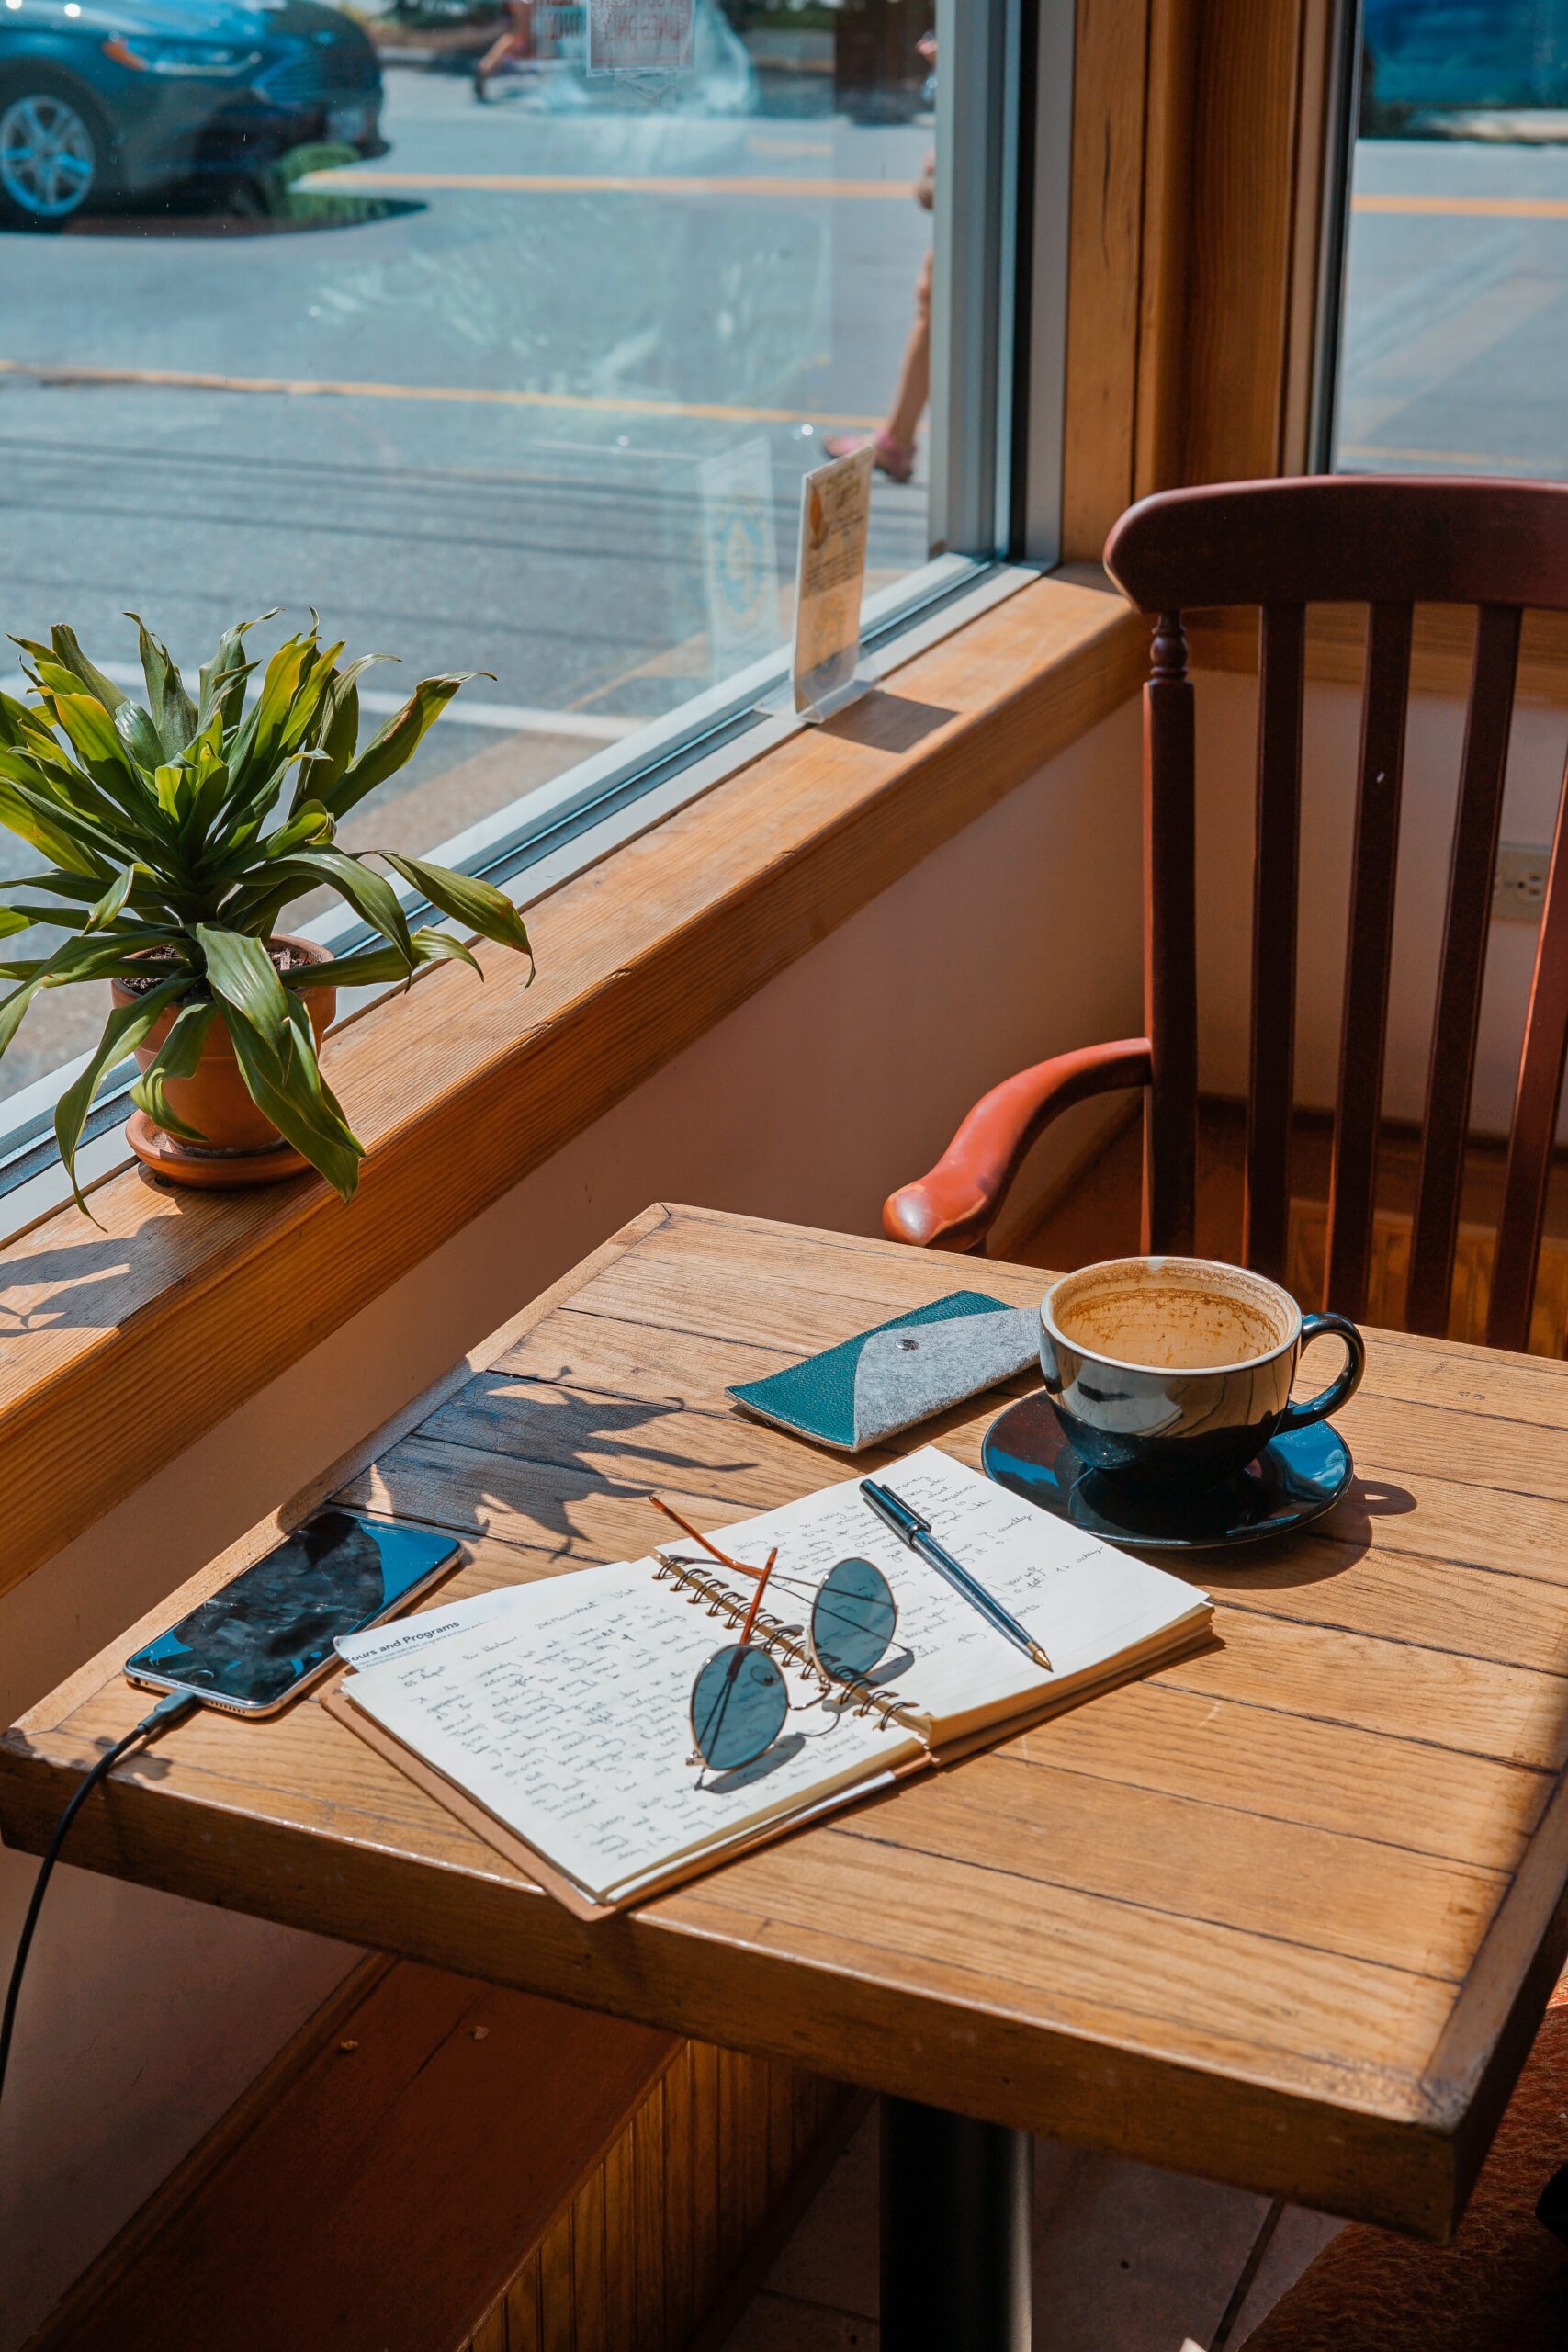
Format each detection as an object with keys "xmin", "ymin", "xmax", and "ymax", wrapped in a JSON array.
[{"xmin": 0, "ymin": 1689, "xmax": 197, "ymax": 2115}]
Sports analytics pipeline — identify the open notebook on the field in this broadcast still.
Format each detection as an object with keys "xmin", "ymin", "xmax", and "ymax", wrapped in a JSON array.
[{"xmin": 323, "ymin": 1446, "xmax": 1213, "ymax": 1919}]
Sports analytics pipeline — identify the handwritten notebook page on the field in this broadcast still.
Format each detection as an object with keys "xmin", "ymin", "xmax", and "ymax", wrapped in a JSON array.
[
  {"xmin": 336, "ymin": 1446, "xmax": 1211, "ymax": 1910},
  {"xmin": 340, "ymin": 1557, "xmax": 924, "ymax": 1908},
  {"xmin": 704, "ymin": 1447, "xmax": 1212, "ymax": 1745}
]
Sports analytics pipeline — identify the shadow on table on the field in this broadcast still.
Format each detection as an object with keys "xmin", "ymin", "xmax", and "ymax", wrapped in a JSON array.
[
  {"xmin": 1198, "ymin": 1476, "xmax": 1411, "ymax": 1593},
  {"xmin": 390, "ymin": 1365, "xmax": 769, "ymax": 1556}
]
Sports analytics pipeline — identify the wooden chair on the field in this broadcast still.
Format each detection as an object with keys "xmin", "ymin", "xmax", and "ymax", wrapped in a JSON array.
[{"xmin": 884, "ymin": 475, "xmax": 1568, "ymax": 1349}]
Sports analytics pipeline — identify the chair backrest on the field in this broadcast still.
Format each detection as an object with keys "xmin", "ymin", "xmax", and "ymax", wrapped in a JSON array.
[{"xmin": 1103, "ymin": 475, "xmax": 1568, "ymax": 1349}]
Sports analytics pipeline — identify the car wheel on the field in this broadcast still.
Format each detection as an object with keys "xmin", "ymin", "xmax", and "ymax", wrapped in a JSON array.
[{"xmin": 0, "ymin": 78, "xmax": 105, "ymax": 230}]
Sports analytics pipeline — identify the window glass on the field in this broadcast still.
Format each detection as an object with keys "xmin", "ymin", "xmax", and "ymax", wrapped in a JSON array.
[
  {"xmin": 0, "ymin": 0, "xmax": 946, "ymax": 1104},
  {"xmin": 1336, "ymin": 1, "xmax": 1568, "ymax": 479}
]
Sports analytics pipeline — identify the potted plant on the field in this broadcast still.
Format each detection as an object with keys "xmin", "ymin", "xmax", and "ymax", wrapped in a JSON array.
[{"xmin": 0, "ymin": 612, "xmax": 534, "ymax": 1210}]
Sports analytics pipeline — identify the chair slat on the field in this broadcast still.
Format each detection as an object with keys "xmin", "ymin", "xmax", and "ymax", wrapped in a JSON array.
[
  {"xmin": 1244, "ymin": 603, "xmax": 1306, "ymax": 1287},
  {"xmin": 1325, "ymin": 604, "xmax": 1414, "ymax": 1319},
  {"xmin": 1407, "ymin": 603, "xmax": 1522, "ymax": 1336},
  {"xmin": 1488, "ymin": 752, "xmax": 1568, "ymax": 1351},
  {"xmin": 1143, "ymin": 612, "xmax": 1197, "ymax": 1255}
]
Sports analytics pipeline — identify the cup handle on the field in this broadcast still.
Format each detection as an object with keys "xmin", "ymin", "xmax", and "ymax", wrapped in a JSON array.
[{"xmin": 1277, "ymin": 1311, "xmax": 1366, "ymax": 1434}]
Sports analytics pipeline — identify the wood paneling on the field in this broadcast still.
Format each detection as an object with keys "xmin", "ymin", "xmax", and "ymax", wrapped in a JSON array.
[
  {"xmin": 1021, "ymin": 1089, "xmax": 1568, "ymax": 1362},
  {"xmin": 0, "ymin": 574, "xmax": 1145, "ymax": 1603},
  {"xmin": 458, "ymin": 2052, "xmax": 850, "ymax": 2352},
  {"xmin": 8, "ymin": 1206, "xmax": 1568, "ymax": 2240},
  {"xmin": 25, "ymin": 1945, "xmax": 850, "ymax": 2352},
  {"xmin": 1190, "ymin": 601, "xmax": 1568, "ymax": 709},
  {"xmin": 1290, "ymin": 1198, "xmax": 1568, "ymax": 1361}
]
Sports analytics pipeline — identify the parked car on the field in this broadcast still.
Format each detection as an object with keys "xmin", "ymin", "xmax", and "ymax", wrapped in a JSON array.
[
  {"xmin": 1363, "ymin": 0, "xmax": 1568, "ymax": 122},
  {"xmin": 0, "ymin": 0, "xmax": 384, "ymax": 229}
]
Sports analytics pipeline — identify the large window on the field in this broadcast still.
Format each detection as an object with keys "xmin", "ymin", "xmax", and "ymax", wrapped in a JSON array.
[
  {"xmin": 1334, "ymin": 0, "xmax": 1568, "ymax": 479},
  {"xmin": 0, "ymin": 0, "xmax": 1038, "ymax": 1142}
]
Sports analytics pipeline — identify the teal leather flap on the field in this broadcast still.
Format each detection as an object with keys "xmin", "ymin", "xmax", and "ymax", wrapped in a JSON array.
[{"xmin": 728, "ymin": 1291, "xmax": 1039, "ymax": 1453}]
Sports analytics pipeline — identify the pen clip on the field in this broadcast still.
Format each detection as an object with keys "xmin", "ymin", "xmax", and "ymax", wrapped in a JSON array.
[{"xmin": 859, "ymin": 1478, "xmax": 928, "ymax": 1548}]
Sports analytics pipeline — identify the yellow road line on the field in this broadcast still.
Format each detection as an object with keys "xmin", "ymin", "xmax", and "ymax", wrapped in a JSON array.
[
  {"xmin": 1340, "ymin": 441, "xmax": 1544, "ymax": 469},
  {"xmin": 0, "ymin": 356, "xmax": 877, "ymax": 429},
  {"xmin": 1352, "ymin": 192, "xmax": 1568, "ymax": 220},
  {"xmin": 303, "ymin": 169, "xmax": 914, "ymax": 198}
]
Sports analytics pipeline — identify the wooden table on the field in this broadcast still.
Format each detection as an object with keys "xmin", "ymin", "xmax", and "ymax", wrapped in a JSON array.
[{"xmin": 7, "ymin": 1205, "xmax": 1568, "ymax": 2346}]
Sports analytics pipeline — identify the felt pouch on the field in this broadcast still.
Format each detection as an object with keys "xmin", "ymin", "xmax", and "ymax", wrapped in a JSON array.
[{"xmin": 727, "ymin": 1291, "xmax": 1039, "ymax": 1453}]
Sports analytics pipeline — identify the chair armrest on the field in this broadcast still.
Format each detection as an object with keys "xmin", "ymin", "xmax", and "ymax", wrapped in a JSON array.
[{"xmin": 883, "ymin": 1038, "xmax": 1154, "ymax": 1252}]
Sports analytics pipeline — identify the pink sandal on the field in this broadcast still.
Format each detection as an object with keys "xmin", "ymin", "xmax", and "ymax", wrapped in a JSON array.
[{"xmin": 823, "ymin": 431, "xmax": 916, "ymax": 484}]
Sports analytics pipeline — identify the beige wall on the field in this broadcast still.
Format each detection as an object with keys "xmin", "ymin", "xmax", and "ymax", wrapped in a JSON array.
[
  {"xmin": 0, "ymin": 696, "xmax": 1143, "ymax": 2348},
  {"xmin": 1194, "ymin": 669, "xmax": 1568, "ymax": 1136}
]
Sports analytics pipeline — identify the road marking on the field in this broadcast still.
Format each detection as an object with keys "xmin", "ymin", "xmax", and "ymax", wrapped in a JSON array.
[
  {"xmin": 1352, "ymin": 193, "xmax": 1568, "ymax": 221},
  {"xmin": 1339, "ymin": 441, "xmax": 1560, "ymax": 471},
  {"xmin": 0, "ymin": 358, "xmax": 878, "ymax": 431},
  {"xmin": 1342, "ymin": 270, "xmax": 1563, "ymax": 439},
  {"xmin": 0, "ymin": 666, "xmax": 639, "ymax": 742},
  {"xmin": 302, "ymin": 169, "xmax": 915, "ymax": 198}
]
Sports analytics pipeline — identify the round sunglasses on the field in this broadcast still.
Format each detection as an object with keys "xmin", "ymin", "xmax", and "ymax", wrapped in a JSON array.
[
  {"xmin": 689, "ymin": 1553, "xmax": 899, "ymax": 1773},
  {"xmin": 650, "ymin": 1496, "xmax": 899, "ymax": 1775}
]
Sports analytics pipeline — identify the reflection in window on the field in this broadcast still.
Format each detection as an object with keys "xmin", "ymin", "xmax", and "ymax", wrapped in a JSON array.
[
  {"xmin": 0, "ymin": 0, "xmax": 942, "ymax": 1102},
  {"xmin": 1336, "ymin": 1, "xmax": 1568, "ymax": 480}
]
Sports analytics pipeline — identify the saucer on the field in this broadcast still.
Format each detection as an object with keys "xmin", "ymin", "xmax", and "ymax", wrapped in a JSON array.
[
  {"xmin": 981, "ymin": 1390, "xmax": 1353, "ymax": 1551},
  {"xmin": 126, "ymin": 1112, "xmax": 310, "ymax": 1190}
]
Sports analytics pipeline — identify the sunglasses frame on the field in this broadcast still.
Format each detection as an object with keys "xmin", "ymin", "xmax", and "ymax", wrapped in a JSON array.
[{"xmin": 651, "ymin": 1497, "xmax": 901, "ymax": 1776}]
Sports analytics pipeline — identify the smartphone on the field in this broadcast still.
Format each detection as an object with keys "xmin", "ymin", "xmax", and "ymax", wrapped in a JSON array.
[{"xmin": 125, "ymin": 1509, "xmax": 462, "ymax": 1716}]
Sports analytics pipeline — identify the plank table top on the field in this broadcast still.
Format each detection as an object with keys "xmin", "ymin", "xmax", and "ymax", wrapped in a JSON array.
[{"xmin": 6, "ymin": 1203, "xmax": 1568, "ymax": 2239}]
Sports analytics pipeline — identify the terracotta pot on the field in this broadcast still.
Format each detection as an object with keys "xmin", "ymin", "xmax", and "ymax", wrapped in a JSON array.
[{"xmin": 112, "ymin": 934, "xmax": 337, "ymax": 1158}]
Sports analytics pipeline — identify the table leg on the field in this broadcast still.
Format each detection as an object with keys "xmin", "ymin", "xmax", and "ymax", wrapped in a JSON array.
[{"xmin": 879, "ymin": 2095, "xmax": 1033, "ymax": 2351}]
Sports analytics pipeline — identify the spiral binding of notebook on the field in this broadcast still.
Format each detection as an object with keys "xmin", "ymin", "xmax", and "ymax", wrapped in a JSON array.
[{"xmin": 650, "ymin": 1549, "xmax": 927, "ymax": 1744}]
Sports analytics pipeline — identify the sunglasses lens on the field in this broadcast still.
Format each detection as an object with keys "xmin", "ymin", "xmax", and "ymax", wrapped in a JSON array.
[
  {"xmin": 691, "ymin": 1644, "xmax": 789, "ymax": 1771},
  {"xmin": 811, "ymin": 1556, "xmax": 897, "ymax": 1684}
]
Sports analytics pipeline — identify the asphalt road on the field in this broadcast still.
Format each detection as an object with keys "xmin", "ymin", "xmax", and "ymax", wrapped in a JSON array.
[
  {"xmin": 1338, "ymin": 134, "xmax": 1568, "ymax": 471},
  {"xmin": 0, "ymin": 65, "xmax": 933, "ymax": 1093},
  {"xmin": 1, "ymin": 70, "xmax": 933, "ymax": 703}
]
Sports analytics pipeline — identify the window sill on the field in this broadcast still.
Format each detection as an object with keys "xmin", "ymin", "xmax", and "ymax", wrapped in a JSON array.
[{"xmin": 0, "ymin": 569, "xmax": 1145, "ymax": 1598}]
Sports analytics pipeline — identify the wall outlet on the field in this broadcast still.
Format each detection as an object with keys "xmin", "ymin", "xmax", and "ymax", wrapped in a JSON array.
[{"xmin": 1493, "ymin": 842, "xmax": 1551, "ymax": 925}]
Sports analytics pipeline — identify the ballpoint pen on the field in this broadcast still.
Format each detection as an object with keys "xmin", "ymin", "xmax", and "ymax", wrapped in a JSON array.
[{"xmin": 858, "ymin": 1477, "xmax": 1053, "ymax": 1672}]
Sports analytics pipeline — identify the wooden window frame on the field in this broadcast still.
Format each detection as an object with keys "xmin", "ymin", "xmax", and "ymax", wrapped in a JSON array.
[{"xmin": 1059, "ymin": 0, "xmax": 1356, "ymax": 559}]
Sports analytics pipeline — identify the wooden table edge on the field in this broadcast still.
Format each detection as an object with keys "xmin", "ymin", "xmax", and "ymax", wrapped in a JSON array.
[{"xmin": 0, "ymin": 1717, "xmax": 1464, "ymax": 2241}]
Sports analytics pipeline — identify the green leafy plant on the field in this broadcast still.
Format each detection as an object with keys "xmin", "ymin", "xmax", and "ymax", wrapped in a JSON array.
[{"xmin": 0, "ymin": 612, "xmax": 534, "ymax": 1210}]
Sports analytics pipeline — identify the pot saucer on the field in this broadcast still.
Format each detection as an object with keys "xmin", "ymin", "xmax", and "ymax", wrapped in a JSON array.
[
  {"xmin": 981, "ymin": 1389, "xmax": 1353, "ymax": 1551},
  {"xmin": 126, "ymin": 1112, "xmax": 310, "ymax": 1190}
]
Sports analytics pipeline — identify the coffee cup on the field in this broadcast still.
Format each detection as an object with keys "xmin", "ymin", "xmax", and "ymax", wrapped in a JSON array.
[{"xmin": 1038, "ymin": 1255, "xmax": 1364, "ymax": 1493}]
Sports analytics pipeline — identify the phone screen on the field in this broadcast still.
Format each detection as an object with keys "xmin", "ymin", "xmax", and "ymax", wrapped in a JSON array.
[{"xmin": 125, "ymin": 1510, "xmax": 459, "ymax": 1710}]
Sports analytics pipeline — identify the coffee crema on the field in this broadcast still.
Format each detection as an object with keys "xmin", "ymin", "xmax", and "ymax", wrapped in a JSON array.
[{"xmin": 1051, "ymin": 1261, "xmax": 1295, "ymax": 1372}]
